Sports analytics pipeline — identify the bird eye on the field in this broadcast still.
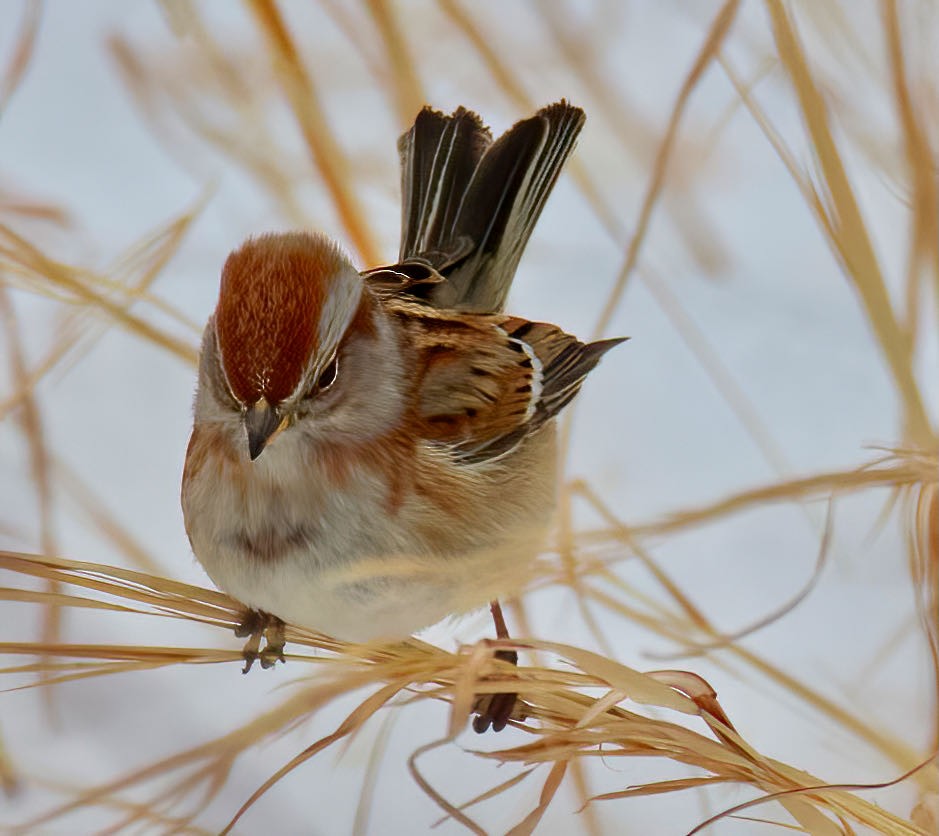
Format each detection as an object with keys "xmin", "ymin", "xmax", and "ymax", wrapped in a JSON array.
[{"xmin": 315, "ymin": 355, "xmax": 338, "ymax": 393}]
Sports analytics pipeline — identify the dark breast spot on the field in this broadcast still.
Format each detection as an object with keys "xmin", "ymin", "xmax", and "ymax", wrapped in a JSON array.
[{"xmin": 228, "ymin": 524, "xmax": 318, "ymax": 562}]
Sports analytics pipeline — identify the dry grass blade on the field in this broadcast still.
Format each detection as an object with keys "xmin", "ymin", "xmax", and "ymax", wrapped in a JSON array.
[
  {"xmin": 0, "ymin": 585, "xmax": 141, "ymax": 616},
  {"xmin": 765, "ymin": 0, "xmax": 933, "ymax": 447},
  {"xmin": 3, "ymin": 202, "xmax": 199, "ymax": 337},
  {"xmin": 0, "ymin": 211, "xmax": 199, "ymax": 420},
  {"xmin": 538, "ymin": 4, "xmax": 728, "ymax": 275},
  {"xmin": 103, "ymin": 197, "xmax": 205, "ymax": 335},
  {"xmin": 686, "ymin": 752, "xmax": 938, "ymax": 836},
  {"xmin": 637, "ymin": 262, "xmax": 792, "ymax": 479},
  {"xmin": 568, "ymin": 757, "xmax": 601, "ymax": 836},
  {"xmin": 246, "ymin": 0, "xmax": 381, "ymax": 264},
  {"xmin": 439, "ymin": 0, "xmax": 784, "ymax": 536},
  {"xmin": 0, "ymin": 0, "xmax": 40, "ymax": 111},
  {"xmin": 571, "ymin": 478, "xmax": 720, "ymax": 630},
  {"xmin": 409, "ymin": 738, "xmax": 485, "ymax": 835},
  {"xmin": 0, "ymin": 544, "xmax": 931, "ymax": 833},
  {"xmin": 430, "ymin": 767, "xmax": 537, "ymax": 829},
  {"xmin": 0, "ymin": 733, "xmax": 18, "ymax": 798},
  {"xmin": 627, "ymin": 450, "xmax": 936, "ymax": 539},
  {"xmin": 555, "ymin": 0, "xmax": 742, "ymax": 563},
  {"xmin": 565, "ymin": 460, "xmax": 932, "ymax": 777},
  {"xmin": 506, "ymin": 759, "xmax": 567, "ymax": 836},
  {"xmin": 648, "ymin": 498, "xmax": 835, "ymax": 660},
  {"xmin": 29, "ymin": 765, "xmax": 241, "ymax": 836},
  {"xmin": 909, "ymin": 479, "xmax": 939, "ymax": 752},
  {"xmin": 108, "ymin": 28, "xmax": 313, "ymax": 229},
  {"xmin": 11, "ymin": 680, "xmax": 369, "ymax": 833},
  {"xmin": 0, "ymin": 551, "xmax": 241, "ymax": 627},
  {"xmin": 0, "ymin": 317, "xmax": 82, "ymax": 423},
  {"xmin": 0, "ymin": 223, "xmax": 197, "ymax": 365},
  {"xmin": 351, "ymin": 711, "xmax": 395, "ymax": 836},
  {"xmin": 590, "ymin": 0, "xmax": 741, "ymax": 341},
  {"xmin": 576, "ymin": 480, "xmax": 835, "ymax": 663},
  {"xmin": 0, "ymin": 287, "xmax": 61, "ymax": 710},
  {"xmin": 881, "ymin": 0, "xmax": 939, "ymax": 333},
  {"xmin": 54, "ymin": 457, "xmax": 168, "ymax": 576},
  {"xmin": 437, "ymin": 0, "xmax": 623, "ymax": 242},
  {"xmin": 320, "ymin": 0, "xmax": 384, "ymax": 83},
  {"xmin": 584, "ymin": 775, "xmax": 732, "ymax": 806},
  {"xmin": 575, "ymin": 572, "xmax": 926, "ymax": 780},
  {"xmin": 364, "ymin": 0, "xmax": 425, "ymax": 127},
  {"xmin": 0, "ymin": 184, "xmax": 70, "ymax": 227},
  {"xmin": 0, "ymin": 291, "xmax": 55, "ymax": 560},
  {"xmin": 746, "ymin": 650, "xmax": 926, "ymax": 789},
  {"xmin": 219, "ymin": 680, "xmax": 410, "ymax": 834},
  {"xmin": 437, "ymin": 0, "xmax": 527, "ymax": 110},
  {"xmin": 0, "ymin": 645, "xmax": 240, "ymax": 692}
]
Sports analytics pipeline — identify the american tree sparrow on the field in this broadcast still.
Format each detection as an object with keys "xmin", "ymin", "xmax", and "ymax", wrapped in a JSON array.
[{"xmin": 182, "ymin": 102, "xmax": 624, "ymax": 731}]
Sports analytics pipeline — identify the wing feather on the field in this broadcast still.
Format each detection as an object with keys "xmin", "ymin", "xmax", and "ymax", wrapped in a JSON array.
[
  {"xmin": 395, "ymin": 102, "xmax": 586, "ymax": 313},
  {"xmin": 401, "ymin": 308, "xmax": 624, "ymax": 463}
]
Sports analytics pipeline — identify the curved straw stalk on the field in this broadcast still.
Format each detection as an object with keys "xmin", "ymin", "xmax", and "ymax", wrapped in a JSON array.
[{"xmin": 0, "ymin": 550, "xmax": 932, "ymax": 835}]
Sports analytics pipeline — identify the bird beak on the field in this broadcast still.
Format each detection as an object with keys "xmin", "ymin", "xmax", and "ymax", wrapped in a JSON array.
[{"xmin": 244, "ymin": 398, "xmax": 289, "ymax": 460}]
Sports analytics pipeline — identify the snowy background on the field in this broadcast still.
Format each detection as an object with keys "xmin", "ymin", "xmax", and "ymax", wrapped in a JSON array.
[{"xmin": 0, "ymin": 1, "xmax": 936, "ymax": 833}]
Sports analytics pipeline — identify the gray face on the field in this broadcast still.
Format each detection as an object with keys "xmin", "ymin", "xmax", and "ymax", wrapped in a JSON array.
[{"xmin": 280, "ymin": 306, "xmax": 408, "ymax": 445}]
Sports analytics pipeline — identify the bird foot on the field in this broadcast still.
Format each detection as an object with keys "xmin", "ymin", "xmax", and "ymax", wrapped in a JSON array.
[
  {"xmin": 472, "ymin": 648, "xmax": 520, "ymax": 733},
  {"xmin": 235, "ymin": 610, "xmax": 286, "ymax": 673}
]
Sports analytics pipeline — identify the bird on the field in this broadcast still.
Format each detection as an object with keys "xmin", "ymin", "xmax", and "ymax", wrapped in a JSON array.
[{"xmin": 181, "ymin": 101, "xmax": 624, "ymax": 732}]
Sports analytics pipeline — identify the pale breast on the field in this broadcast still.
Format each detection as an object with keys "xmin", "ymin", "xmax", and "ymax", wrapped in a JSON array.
[{"xmin": 182, "ymin": 420, "xmax": 557, "ymax": 640}]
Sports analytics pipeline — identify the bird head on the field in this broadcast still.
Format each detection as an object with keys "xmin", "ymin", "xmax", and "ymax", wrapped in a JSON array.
[{"xmin": 208, "ymin": 231, "xmax": 370, "ymax": 460}]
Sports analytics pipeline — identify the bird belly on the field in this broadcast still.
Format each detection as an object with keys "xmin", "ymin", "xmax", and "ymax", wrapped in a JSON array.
[
  {"xmin": 251, "ymin": 519, "xmax": 549, "ymax": 641},
  {"xmin": 189, "ymin": 494, "xmax": 550, "ymax": 641},
  {"xmin": 182, "ymin": 426, "xmax": 556, "ymax": 641}
]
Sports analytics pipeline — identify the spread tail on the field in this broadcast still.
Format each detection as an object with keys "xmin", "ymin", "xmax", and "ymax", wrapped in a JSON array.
[{"xmin": 396, "ymin": 101, "xmax": 586, "ymax": 313}]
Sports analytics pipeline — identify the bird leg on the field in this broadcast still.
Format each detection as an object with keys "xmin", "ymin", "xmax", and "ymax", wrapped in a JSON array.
[
  {"xmin": 235, "ymin": 609, "xmax": 286, "ymax": 673},
  {"xmin": 472, "ymin": 600, "xmax": 520, "ymax": 733}
]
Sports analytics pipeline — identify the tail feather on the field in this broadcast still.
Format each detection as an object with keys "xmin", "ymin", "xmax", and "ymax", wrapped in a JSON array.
[
  {"xmin": 397, "ymin": 107, "xmax": 491, "ymax": 265},
  {"xmin": 396, "ymin": 102, "xmax": 586, "ymax": 313}
]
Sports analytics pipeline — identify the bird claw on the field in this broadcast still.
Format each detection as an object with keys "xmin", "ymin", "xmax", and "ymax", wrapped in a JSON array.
[
  {"xmin": 258, "ymin": 617, "xmax": 286, "ymax": 669},
  {"xmin": 472, "ymin": 648, "xmax": 521, "ymax": 733},
  {"xmin": 236, "ymin": 610, "xmax": 286, "ymax": 673}
]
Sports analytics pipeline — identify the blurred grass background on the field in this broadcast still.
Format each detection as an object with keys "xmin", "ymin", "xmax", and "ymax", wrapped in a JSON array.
[{"xmin": 0, "ymin": 0, "xmax": 936, "ymax": 833}]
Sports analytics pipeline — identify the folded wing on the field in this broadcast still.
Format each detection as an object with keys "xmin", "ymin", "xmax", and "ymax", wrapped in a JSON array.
[{"xmin": 407, "ymin": 310, "xmax": 624, "ymax": 463}]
